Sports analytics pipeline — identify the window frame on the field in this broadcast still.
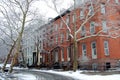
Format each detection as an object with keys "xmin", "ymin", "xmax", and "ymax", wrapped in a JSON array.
[
  {"xmin": 67, "ymin": 47, "xmax": 71, "ymax": 61},
  {"xmin": 90, "ymin": 21, "xmax": 95, "ymax": 34},
  {"xmin": 66, "ymin": 30, "xmax": 69, "ymax": 40},
  {"xmin": 66, "ymin": 15, "xmax": 70, "ymax": 26},
  {"xmin": 91, "ymin": 41, "xmax": 97, "ymax": 59},
  {"xmin": 80, "ymin": 10, "xmax": 84, "ymax": 19},
  {"xmin": 82, "ymin": 43, "xmax": 87, "ymax": 57},
  {"xmin": 60, "ymin": 33, "xmax": 64, "ymax": 43},
  {"xmin": 55, "ymin": 35, "xmax": 58, "ymax": 44},
  {"xmin": 61, "ymin": 48, "xmax": 64, "ymax": 61},
  {"xmin": 60, "ymin": 20, "xmax": 63, "ymax": 29},
  {"xmin": 89, "ymin": 6, "xmax": 94, "ymax": 15},
  {"xmin": 81, "ymin": 26, "xmax": 86, "ymax": 36},
  {"xmin": 104, "ymin": 41, "xmax": 109, "ymax": 56},
  {"xmin": 101, "ymin": 3, "xmax": 106, "ymax": 14},
  {"xmin": 102, "ymin": 20, "xmax": 107, "ymax": 33},
  {"xmin": 115, "ymin": 0, "xmax": 119, "ymax": 4}
]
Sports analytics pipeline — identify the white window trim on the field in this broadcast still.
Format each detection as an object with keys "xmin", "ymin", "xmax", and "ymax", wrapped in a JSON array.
[
  {"xmin": 66, "ymin": 16, "xmax": 69, "ymax": 25},
  {"xmin": 82, "ymin": 44, "xmax": 87, "ymax": 57},
  {"xmin": 81, "ymin": 26, "xmax": 86, "ymax": 36},
  {"xmin": 101, "ymin": 3, "xmax": 106, "ymax": 14},
  {"xmin": 90, "ymin": 22, "xmax": 95, "ymax": 34},
  {"xmin": 61, "ymin": 48, "xmax": 64, "ymax": 61},
  {"xmin": 60, "ymin": 33, "xmax": 64, "ymax": 43},
  {"xmin": 102, "ymin": 20, "xmax": 108, "ymax": 33},
  {"xmin": 73, "ymin": 14, "xmax": 76, "ymax": 23},
  {"xmin": 67, "ymin": 47, "xmax": 70, "ymax": 61},
  {"xmin": 115, "ymin": 0, "xmax": 119, "ymax": 4},
  {"xmin": 56, "ymin": 35, "xmax": 58, "ymax": 44},
  {"xmin": 60, "ymin": 21, "xmax": 63, "ymax": 29},
  {"xmin": 73, "ymin": 15, "xmax": 74, "ymax": 23},
  {"xmin": 55, "ymin": 52, "xmax": 58, "ymax": 62},
  {"xmin": 89, "ymin": 6, "xmax": 94, "ymax": 15},
  {"xmin": 66, "ymin": 30, "xmax": 69, "ymax": 40},
  {"xmin": 80, "ymin": 10, "xmax": 84, "ymax": 19},
  {"xmin": 55, "ymin": 24, "xmax": 58, "ymax": 31},
  {"xmin": 104, "ymin": 41, "xmax": 109, "ymax": 56}
]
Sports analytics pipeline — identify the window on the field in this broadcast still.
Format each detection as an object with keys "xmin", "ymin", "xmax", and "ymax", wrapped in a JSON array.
[
  {"xmin": 60, "ymin": 21, "xmax": 63, "ymax": 28},
  {"xmin": 67, "ymin": 47, "xmax": 71, "ymax": 61},
  {"xmin": 81, "ymin": 26, "xmax": 86, "ymax": 36},
  {"xmin": 56, "ymin": 35, "xmax": 58, "ymax": 44},
  {"xmin": 115, "ymin": 0, "xmax": 119, "ymax": 4},
  {"xmin": 66, "ymin": 30, "xmax": 69, "ymax": 40},
  {"xmin": 104, "ymin": 41, "xmax": 109, "ymax": 55},
  {"xmin": 61, "ymin": 48, "xmax": 64, "ymax": 61},
  {"xmin": 55, "ymin": 24, "xmax": 58, "ymax": 31},
  {"xmin": 90, "ymin": 22, "xmax": 95, "ymax": 34},
  {"xmin": 82, "ymin": 44, "xmax": 87, "ymax": 57},
  {"xmin": 60, "ymin": 33, "xmax": 64, "ymax": 43},
  {"xmin": 80, "ymin": 10, "xmax": 84, "ymax": 19},
  {"xmin": 55, "ymin": 52, "xmax": 58, "ymax": 62},
  {"xmin": 73, "ymin": 14, "xmax": 76, "ymax": 23},
  {"xmin": 101, "ymin": 3, "xmax": 106, "ymax": 14},
  {"xmin": 91, "ymin": 42, "xmax": 97, "ymax": 59},
  {"xmin": 89, "ymin": 6, "xmax": 94, "ymax": 15},
  {"xmin": 102, "ymin": 20, "xmax": 107, "ymax": 32},
  {"xmin": 66, "ymin": 16, "xmax": 69, "ymax": 25},
  {"xmin": 75, "ymin": 0, "xmax": 81, "ymax": 6}
]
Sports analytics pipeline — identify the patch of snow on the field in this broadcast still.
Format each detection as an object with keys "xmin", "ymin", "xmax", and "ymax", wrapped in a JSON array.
[
  {"xmin": 13, "ymin": 67, "xmax": 28, "ymax": 70},
  {"xmin": 14, "ymin": 73, "xmax": 37, "ymax": 80},
  {"xmin": 31, "ymin": 69, "xmax": 120, "ymax": 80},
  {"xmin": 0, "ymin": 76, "xmax": 5, "ymax": 80},
  {"xmin": 0, "ymin": 64, "xmax": 11, "ymax": 68}
]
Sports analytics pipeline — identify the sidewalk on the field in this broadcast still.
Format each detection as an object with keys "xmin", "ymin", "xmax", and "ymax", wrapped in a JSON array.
[{"xmin": 81, "ymin": 70, "xmax": 120, "ymax": 75}]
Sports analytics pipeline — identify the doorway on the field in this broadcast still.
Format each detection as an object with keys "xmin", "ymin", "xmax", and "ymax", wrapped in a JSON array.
[{"xmin": 106, "ymin": 62, "xmax": 111, "ymax": 70}]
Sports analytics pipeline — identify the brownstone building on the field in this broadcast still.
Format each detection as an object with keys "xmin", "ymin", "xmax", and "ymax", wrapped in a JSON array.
[{"xmin": 42, "ymin": 0, "xmax": 120, "ymax": 70}]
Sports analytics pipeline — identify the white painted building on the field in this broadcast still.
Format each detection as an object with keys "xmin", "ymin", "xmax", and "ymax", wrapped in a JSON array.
[
  {"xmin": 22, "ymin": 23, "xmax": 47, "ymax": 66},
  {"xmin": 35, "ymin": 24, "xmax": 47, "ymax": 66}
]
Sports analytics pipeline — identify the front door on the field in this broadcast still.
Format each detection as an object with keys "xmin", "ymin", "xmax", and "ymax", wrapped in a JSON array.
[
  {"xmin": 106, "ymin": 62, "xmax": 111, "ymax": 70},
  {"xmin": 33, "ymin": 52, "xmax": 37, "ymax": 65}
]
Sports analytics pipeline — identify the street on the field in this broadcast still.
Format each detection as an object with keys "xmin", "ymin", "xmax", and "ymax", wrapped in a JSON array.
[{"xmin": 0, "ymin": 69, "xmax": 77, "ymax": 80}]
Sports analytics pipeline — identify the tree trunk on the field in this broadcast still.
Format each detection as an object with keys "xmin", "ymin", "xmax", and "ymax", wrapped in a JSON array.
[
  {"xmin": 9, "ymin": 14, "xmax": 26, "ymax": 73},
  {"xmin": 21, "ymin": 51, "xmax": 26, "ymax": 67},
  {"xmin": 73, "ymin": 35, "xmax": 78, "ymax": 72},
  {"xmin": 73, "ymin": 1, "xmax": 78, "ymax": 71},
  {"xmin": 2, "ymin": 40, "xmax": 17, "ymax": 72},
  {"xmin": 2, "ymin": 45, "xmax": 14, "ymax": 72}
]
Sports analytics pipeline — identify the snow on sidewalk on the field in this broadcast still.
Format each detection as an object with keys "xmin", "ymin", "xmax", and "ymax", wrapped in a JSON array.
[
  {"xmin": 32, "ymin": 69, "xmax": 120, "ymax": 80},
  {"xmin": 1, "ymin": 67, "xmax": 120, "ymax": 80}
]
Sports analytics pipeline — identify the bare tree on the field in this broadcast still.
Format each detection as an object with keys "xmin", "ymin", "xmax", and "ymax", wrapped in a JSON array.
[{"xmin": 0, "ymin": 0, "xmax": 43, "ymax": 73}]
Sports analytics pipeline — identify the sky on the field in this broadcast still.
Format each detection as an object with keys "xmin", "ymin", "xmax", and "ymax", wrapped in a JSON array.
[{"xmin": 32, "ymin": 0, "xmax": 74, "ymax": 19}]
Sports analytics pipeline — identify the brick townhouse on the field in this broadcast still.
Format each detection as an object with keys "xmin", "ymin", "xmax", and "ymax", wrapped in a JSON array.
[{"xmin": 42, "ymin": 0, "xmax": 120, "ymax": 70}]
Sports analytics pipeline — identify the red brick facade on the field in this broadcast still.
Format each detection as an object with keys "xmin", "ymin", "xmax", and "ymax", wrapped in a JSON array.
[{"xmin": 42, "ymin": 0, "xmax": 120, "ymax": 70}]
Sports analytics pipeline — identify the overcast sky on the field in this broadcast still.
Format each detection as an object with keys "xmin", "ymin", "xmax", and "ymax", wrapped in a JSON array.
[{"xmin": 32, "ymin": 0, "xmax": 74, "ymax": 19}]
